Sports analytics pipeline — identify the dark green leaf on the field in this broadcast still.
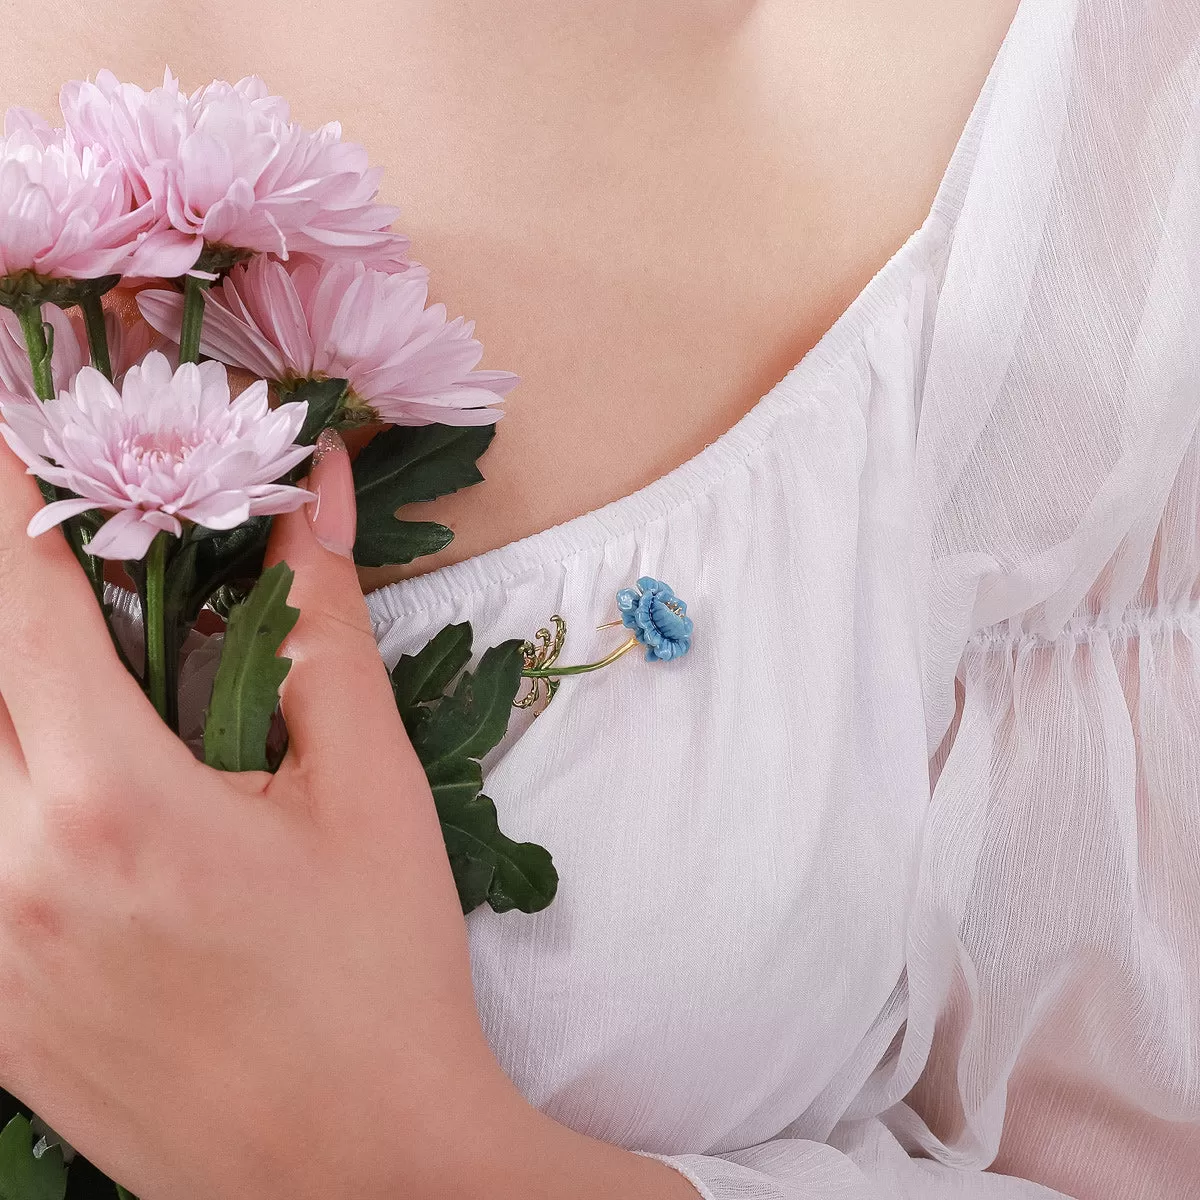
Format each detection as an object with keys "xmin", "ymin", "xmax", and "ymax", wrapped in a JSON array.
[
  {"xmin": 436, "ymin": 792, "xmax": 557, "ymax": 915},
  {"xmin": 203, "ymin": 562, "xmax": 299, "ymax": 772},
  {"xmin": 352, "ymin": 424, "xmax": 494, "ymax": 569},
  {"xmin": 353, "ymin": 519, "xmax": 454, "ymax": 569},
  {"xmin": 353, "ymin": 424, "xmax": 495, "ymax": 510},
  {"xmin": 410, "ymin": 640, "xmax": 526, "ymax": 769},
  {"xmin": 399, "ymin": 704, "xmax": 432, "ymax": 744},
  {"xmin": 0, "ymin": 1094, "xmax": 22, "ymax": 1134},
  {"xmin": 400, "ymin": 631, "xmax": 558, "ymax": 914},
  {"xmin": 114, "ymin": 1187, "xmax": 136, "ymax": 1200},
  {"xmin": 483, "ymin": 816, "xmax": 559, "ymax": 914},
  {"xmin": 191, "ymin": 514, "xmax": 270, "ymax": 557},
  {"xmin": 61, "ymin": 1155, "xmax": 125, "ymax": 1200},
  {"xmin": 0, "ymin": 1115, "xmax": 67, "ymax": 1200},
  {"xmin": 29, "ymin": 1119, "xmax": 72, "ymax": 1167},
  {"xmin": 425, "ymin": 755, "xmax": 483, "ymax": 810},
  {"xmin": 188, "ymin": 518, "xmax": 271, "ymax": 616},
  {"xmin": 280, "ymin": 377, "xmax": 349, "ymax": 446},
  {"xmin": 443, "ymin": 841, "xmax": 496, "ymax": 914},
  {"xmin": 390, "ymin": 623, "xmax": 473, "ymax": 712},
  {"xmin": 206, "ymin": 582, "xmax": 251, "ymax": 621}
]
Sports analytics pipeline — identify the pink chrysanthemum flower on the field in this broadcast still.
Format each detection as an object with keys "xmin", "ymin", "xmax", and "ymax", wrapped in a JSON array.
[
  {"xmin": 0, "ymin": 303, "xmax": 157, "ymax": 401},
  {"xmin": 137, "ymin": 257, "xmax": 517, "ymax": 426},
  {"xmin": 0, "ymin": 350, "xmax": 313, "ymax": 559},
  {"xmin": 0, "ymin": 108, "xmax": 186, "ymax": 286},
  {"xmin": 61, "ymin": 70, "xmax": 411, "ymax": 272}
]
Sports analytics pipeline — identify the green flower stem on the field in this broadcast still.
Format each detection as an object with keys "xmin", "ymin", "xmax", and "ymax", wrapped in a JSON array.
[
  {"xmin": 15, "ymin": 302, "xmax": 54, "ymax": 400},
  {"xmin": 144, "ymin": 533, "xmax": 170, "ymax": 724},
  {"xmin": 75, "ymin": 522, "xmax": 107, "ymax": 613},
  {"xmin": 177, "ymin": 273, "xmax": 211, "ymax": 365},
  {"xmin": 79, "ymin": 291, "xmax": 113, "ymax": 380},
  {"xmin": 156, "ymin": 532, "xmax": 199, "ymax": 735},
  {"xmin": 521, "ymin": 634, "xmax": 640, "ymax": 678},
  {"xmin": 16, "ymin": 301, "xmax": 108, "ymax": 606}
]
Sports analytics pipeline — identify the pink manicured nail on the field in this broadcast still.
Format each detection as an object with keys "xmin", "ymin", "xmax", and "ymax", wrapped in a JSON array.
[{"xmin": 307, "ymin": 429, "xmax": 356, "ymax": 558}]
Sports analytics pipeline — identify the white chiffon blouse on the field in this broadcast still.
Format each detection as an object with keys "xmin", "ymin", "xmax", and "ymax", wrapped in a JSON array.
[{"xmin": 359, "ymin": 2, "xmax": 1200, "ymax": 1197}]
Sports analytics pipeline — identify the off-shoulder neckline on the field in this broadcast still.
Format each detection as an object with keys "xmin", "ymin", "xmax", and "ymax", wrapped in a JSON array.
[{"xmin": 365, "ymin": 1, "xmax": 1021, "ymax": 627}]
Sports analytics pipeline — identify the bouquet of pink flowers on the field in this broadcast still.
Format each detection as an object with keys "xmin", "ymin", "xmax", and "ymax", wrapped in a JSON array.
[
  {"xmin": 0, "ymin": 68, "xmax": 552, "ymax": 1199},
  {"xmin": 0, "ymin": 68, "xmax": 693, "ymax": 1199}
]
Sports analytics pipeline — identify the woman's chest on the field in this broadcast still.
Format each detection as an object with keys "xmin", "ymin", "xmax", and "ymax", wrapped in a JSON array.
[
  {"xmin": 368, "ymin": 378, "xmax": 935, "ymax": 1151},
  {"xmin": 461, "ymin": 679, "xmax": 927, "ymax": 1153}
]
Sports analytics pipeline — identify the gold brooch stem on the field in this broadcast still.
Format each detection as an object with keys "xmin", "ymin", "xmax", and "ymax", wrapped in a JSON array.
[{"xmin": 521, "ymin": 634, "xmax": 641, "ymax": 678}]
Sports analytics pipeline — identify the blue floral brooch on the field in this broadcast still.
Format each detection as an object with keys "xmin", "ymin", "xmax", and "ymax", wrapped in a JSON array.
[{"xmin": 515, "ymin": 576, "xmax": 694, "ymax": 711}]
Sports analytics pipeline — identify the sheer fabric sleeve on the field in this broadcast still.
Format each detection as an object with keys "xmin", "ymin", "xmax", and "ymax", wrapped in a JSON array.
[
  {"xmin": 643, "ymin": 1, "xmax": 1200, "ymax": 1195},
  {"xmin": 641, "ymin": 1120, "xmax": 1068, "ymax": 1198},
  {"xmin": 902, "ymin": 0, "xmax": 1200, "ymax": 1189}
]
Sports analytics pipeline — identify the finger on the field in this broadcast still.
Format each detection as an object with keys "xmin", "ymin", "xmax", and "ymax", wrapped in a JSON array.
[
  {"xmin": 265, "ymin": 430, "xmax": 422, "ymax": 789},
  {"xmin": 0, "ymin": 437, "xmax": 157, "ymax": 772}
]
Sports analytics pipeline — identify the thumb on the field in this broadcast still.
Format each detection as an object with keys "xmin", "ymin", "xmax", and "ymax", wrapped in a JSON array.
[{"xmin": 264, "ymin": 429, "xmax": 413, "ymax": 782}]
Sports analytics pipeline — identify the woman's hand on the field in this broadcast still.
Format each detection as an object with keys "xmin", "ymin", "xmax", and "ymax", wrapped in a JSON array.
[
  {"xmin": 0, "ymin": 430, "xmax": 512, "ymax": 1196},
  {"xmin": 0, "ymin": 434, "xmax": 697, "ymax": 1199}
]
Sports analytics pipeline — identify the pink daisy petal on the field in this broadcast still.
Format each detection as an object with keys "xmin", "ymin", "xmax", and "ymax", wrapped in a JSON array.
[
  {"xmin": 125, "ymin": 226, "xmax": 203, "ymax": 280},
  {"xmin": 378, "ymin": 400, "xmax": 505, "ymax": 427},
  {"xmin": 136, "ymin": 286, "xmax": 289, "ymax": 380},
  {"xmin": 186, "ymin": 493, "xmax": 251, "ymax": 529},
  {"xmin": 27, "ymin": 495, "xmax": 97, "ymax": 537},
  {"xmin": 239, "ymin": 483, "xmax": 315, "ymax": 515},
  {"xmin": 61, "ymin": 71, "xmax": 412, "ymax": 267},
  {"xmin": 169, "ymin": 257, "xmax": 516, "ymax": 427},
  {"xmin": 0, "ymin": 412, "xmax": 53, "ymax": 468},
  {"xmin": 85, "ymin": 508, "xmax": 163, "ymax": 559},
  {"xmin": 9, "ymin": 350, "xmax": 314, "ymax": 559},
  {"xmin": 0, "ymin": 116, "xmax": 186, "ymax": 282}
]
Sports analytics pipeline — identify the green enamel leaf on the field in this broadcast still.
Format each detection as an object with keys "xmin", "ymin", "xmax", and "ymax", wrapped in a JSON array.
[
  {"xmin": 390, "ymin": 623, "xmax": 473, "ymax": 712},
  {"xmin": 353, "ymin": 519, "xmax": 454, "ymax": 569},
  {"xmin": 352, "ymin": 424, "xmax": 494, "ymax": 568},
  {"xmin": 0, "ymin": 1116, "xmax": 67, "ymax": 1200},
  {"xmin": 203, "ymin": 562, "xmax": 299, "ymax": 773},
  {"xmin": 410, "ymin": 640, "xmax": 526, "ymax": 768}
]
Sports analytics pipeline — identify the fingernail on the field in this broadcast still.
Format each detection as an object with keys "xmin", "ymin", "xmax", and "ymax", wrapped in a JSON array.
[{"xmin": 307, "ymin": 428, "xmax": 356, "ymax": 558}]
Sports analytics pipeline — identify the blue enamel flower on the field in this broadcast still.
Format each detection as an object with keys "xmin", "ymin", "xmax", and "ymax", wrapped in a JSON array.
[{"xmin": 615, "ymin": 576, "xmax": 694, "ymax": 662}]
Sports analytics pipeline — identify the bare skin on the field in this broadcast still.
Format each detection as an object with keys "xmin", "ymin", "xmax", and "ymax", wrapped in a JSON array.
[{"xmin": 6, "ymin": 0, "xmax": 1020, "ymax": 585}]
